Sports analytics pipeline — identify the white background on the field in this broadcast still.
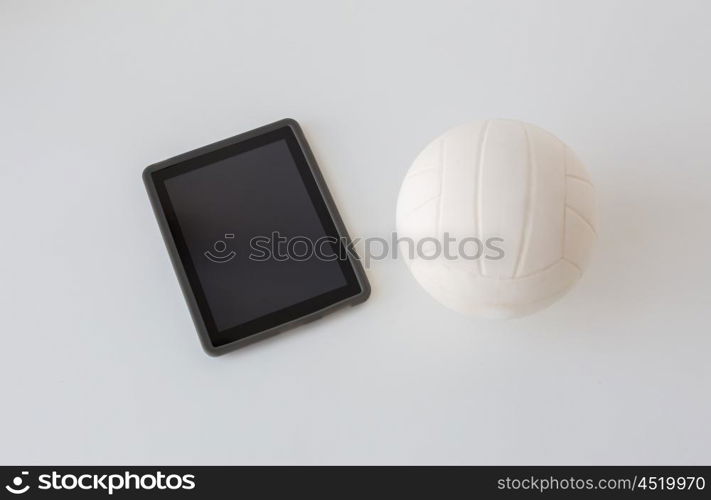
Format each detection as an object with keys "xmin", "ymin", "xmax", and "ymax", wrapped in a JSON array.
[{"xmin": 1, "ymin": 0, "xmax": 710, "ymax": 465}]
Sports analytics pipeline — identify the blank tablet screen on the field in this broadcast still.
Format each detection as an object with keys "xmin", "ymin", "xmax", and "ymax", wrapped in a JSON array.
[{"xmin": 151, "ymin": 125, "xmax": 362, "ymax": 347}]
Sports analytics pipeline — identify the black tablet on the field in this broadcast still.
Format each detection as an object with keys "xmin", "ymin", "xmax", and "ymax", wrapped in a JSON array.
[{"xmin": 143, "ymin": 119, "xmax": 370, "ymax": 355}]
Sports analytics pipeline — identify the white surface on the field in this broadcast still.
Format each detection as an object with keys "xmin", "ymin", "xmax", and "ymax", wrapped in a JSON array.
[
  {"xmin": 1, "ymin": 0, "xmax": 710, "ymax": 465},
  {"xmin": 397, "ymin": 119, "xmax": 597, "ymax": 318}
]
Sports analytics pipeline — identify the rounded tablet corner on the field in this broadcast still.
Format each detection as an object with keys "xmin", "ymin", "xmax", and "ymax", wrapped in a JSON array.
[
  {"xmin": 200, "ymin": 338, "xmax": 224, "ymax": 357},
  {"xmin": 355, "ymin": 280, "xmax": 372, "ymax": 305},
  {"xmin": 142, "ymin": 163, "xmax": 158, "ymax": 185},
  {"xmin": 278, "ymin": 118, "xmax": 302, "ymax": 132}
]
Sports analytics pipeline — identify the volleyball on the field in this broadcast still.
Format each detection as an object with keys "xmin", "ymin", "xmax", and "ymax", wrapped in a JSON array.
[{"xmin": 396, "ymin": 119, "xmax": 597, "ymax": 318}]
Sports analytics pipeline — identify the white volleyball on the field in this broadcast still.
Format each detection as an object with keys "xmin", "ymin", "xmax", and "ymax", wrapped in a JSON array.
[{"xmin": 396, "ymin": 119, "xmax": 597, "ymax": 318}]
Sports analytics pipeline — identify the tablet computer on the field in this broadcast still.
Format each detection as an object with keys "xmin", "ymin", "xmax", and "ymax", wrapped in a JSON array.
[{"xmin": 143, "ymin": 119, "xmax": 370, "ymax": 355}]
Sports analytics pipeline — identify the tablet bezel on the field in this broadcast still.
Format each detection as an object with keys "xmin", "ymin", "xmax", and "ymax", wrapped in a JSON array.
[{"xmin": 143, "ymin": 119, "xmax": 370, "ymax": 355}]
